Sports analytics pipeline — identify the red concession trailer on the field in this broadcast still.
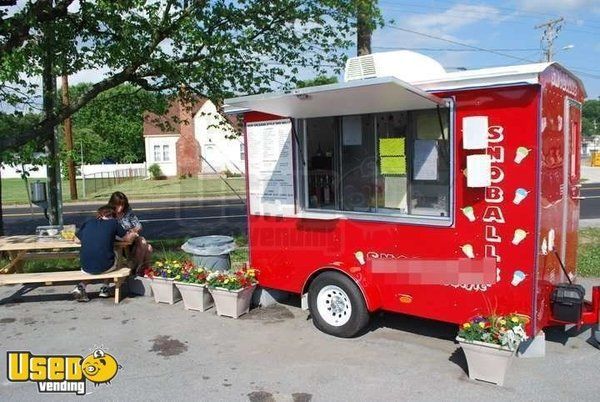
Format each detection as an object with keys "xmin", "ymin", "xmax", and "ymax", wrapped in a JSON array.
[{"xmin": 225, "ymin": 51, "xmax": 600, "ymax": 340}]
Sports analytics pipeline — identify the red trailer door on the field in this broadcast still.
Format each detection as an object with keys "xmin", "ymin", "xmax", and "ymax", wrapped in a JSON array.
[{"xmin": 561, "ymin": 99, "xmax": 582, "ymax": 278}]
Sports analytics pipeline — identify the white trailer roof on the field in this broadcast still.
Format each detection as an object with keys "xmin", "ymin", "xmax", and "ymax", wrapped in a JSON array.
[
  {"xmin": 225, "ymin": 61, "xmax": 585, "ymax": 116},
  {"xmin": 224, "ymin": 76, "xmax": 446, "ymax": 118}
]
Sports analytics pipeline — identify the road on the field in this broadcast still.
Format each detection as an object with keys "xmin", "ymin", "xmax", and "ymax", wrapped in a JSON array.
[
  {"xmin": 1, "ymin": 198, "xmax": 248, "ymax": 239},
  {"xmin": 1, "ymin": 184, "xmax": 599, "ymax": 238},
  {"xmin": 581, "ymin": 183, "xmax": 600, "ymax": 220}
]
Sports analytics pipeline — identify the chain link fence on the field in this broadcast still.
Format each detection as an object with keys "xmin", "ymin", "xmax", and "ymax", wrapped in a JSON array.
[{"xmin": 81, "ymin": 167, "xmax": 147, "ymax": 196}]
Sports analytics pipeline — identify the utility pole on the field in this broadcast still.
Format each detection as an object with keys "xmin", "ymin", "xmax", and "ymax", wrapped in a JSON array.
[
  {"xmin": 535, "ymin": 17, "xmax": 564, "ymax": 62},
  {"xmin": 62, "ymin": 74, "xmax": 78, "ymax": 200}
]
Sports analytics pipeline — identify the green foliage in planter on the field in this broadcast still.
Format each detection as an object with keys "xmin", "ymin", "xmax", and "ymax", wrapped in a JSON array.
[{"xmin": 458, "ymin": 313, "xmax": 529, "ymax": 351}]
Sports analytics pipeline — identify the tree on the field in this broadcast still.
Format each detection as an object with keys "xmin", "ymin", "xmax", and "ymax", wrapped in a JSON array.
[
  {"xmin": 296, "ymin": 75, "xmax": 339, "ymax": 88},
  {"xmin": 1, "ymin": 0, "xmax": 358, "ymax": 224},
  {"xmin": 355, "ymin": 0, "xmax": 381, "ymax": 56},
  {"xmin": 0, "ymin": 1, "xmax": 359, "ymax": 151},
  {"xmin": 65, "ymin": 83, "xmax": 167, "ymax": 164},
  {"xmin": 583, "ymin": 99, "xmax": 600, "ymax": 137},
  {"xmin": 0, "ymin": 113, "xmax": 45, "ymax": 235}
]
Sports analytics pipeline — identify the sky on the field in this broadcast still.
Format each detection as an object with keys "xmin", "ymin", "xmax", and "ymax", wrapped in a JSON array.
[
  {"xmin": 369, "ymin": 0, "xmax": 600, "ymax": 99},
  {"xmin": 3, "ymin": 1, "xmax": 600, "ymax": 104}
]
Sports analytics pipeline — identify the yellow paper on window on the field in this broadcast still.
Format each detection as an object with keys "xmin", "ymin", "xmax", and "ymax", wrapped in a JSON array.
[
  {"xmin": 379, "ymin": 138, "xmax": 405, "ymax": 156},
  {"xmin": 380, "ymin": 156, "xmax": 406, "ymax": 175}
]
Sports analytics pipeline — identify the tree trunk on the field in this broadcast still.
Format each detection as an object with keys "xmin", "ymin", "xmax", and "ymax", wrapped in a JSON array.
[
  {"xmin": 0, "ymin": 167, "xmax": 4, "ymax": 237},
  {"xmin": 42, "ymin": 2, "xmax": 62, "ymax": 225},
  {"xmin": 62, "ymin": 74, "xmax": 78, "ymax": 200},
  {"xmin": 357, "ymin": 0, "xmax": 373, "ymax": 56}
]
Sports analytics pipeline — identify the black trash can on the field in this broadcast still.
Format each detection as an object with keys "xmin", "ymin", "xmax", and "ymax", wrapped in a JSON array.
[{"xmin": 181, "ymin": 235, "xmax": 236, "ymax": 271}]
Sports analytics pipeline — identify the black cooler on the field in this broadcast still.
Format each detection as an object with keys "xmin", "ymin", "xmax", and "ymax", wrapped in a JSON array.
[{"xmin": 551, "ymin": 283, "xmax": 585, "ymax": 323}]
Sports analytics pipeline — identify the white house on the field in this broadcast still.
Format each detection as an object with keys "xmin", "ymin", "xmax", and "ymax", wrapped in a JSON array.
[{"xmin": 143, "ymin": 98, "xmax": 244, "ymax": 177}]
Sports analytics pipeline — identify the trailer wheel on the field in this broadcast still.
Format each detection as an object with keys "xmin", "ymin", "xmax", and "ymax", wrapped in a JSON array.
[{"xmin": 308, "ymin": 271, "xmax": 369, "ymax": 338}]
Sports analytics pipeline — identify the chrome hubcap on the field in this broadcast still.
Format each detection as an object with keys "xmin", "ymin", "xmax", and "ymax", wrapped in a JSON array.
[{"xmin": 316, "ymin": 285, "xmax": 352, "ymax": 327}]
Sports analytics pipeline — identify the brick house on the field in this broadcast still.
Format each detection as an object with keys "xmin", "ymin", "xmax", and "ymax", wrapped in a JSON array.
[{"xmin": 143, "ymin": 98, "xmax": 243, "ymax": 177}]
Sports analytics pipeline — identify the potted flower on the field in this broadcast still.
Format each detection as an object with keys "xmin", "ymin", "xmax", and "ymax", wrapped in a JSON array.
[
  {"xmin": 207, "ymin": 268, "xmax": 258, "ymax": 318},
  {"xmin": 456, "ymin": 313, "xmax": 529, "ymax": 386},
  {"xmin": 147, "ymin": 259, "xmax": 184, "ymax": 304},
  {"xmin": 174, "ymin": 263, "xmax": 213, "ymax": 311}
]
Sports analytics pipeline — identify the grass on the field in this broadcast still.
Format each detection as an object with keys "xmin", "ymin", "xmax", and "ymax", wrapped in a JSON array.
[
  {"xmin": 578, "ymin": 228, "xmax": 600, "ymax": 277},
  {"xmin": 0, "ymin": 235, "xmax": 249, "ymax": 274},
  {"xmin": 0, "ymin": 178, "xmax": 104, "ymax": 205},
  {"xmin": 1, "ymin": 176, "xmax": 246, "ymax": 205},
  {"xmin": 87, "ymin": 176, "xmax": 245, "ymax": 201}
]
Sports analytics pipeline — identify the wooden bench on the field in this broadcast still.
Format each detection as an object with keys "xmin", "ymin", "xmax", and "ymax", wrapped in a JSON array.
[{"xmin": 0, "ymin": 268, "xmax": 131, "ymax": 304}]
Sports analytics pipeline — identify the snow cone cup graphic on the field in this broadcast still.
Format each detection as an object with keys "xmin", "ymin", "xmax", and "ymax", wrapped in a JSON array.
[
  {"xmin": 354, "ymin": 251, "xmax": 365, "ymax": 265},
  {"xmin": 514, "ymin": 147, "xmax": 531, "ymax": 164},
  {"xmin": 461, "ymin": 244, "xmax": 475, "ymax": 259},
  {"xmin": 513, "ymin": 188, "xmax": 529, "ymax": 205},
  {"xmin": 511, "ymin": 270, "xmax": 526, "ymax": 286},
  {"xmin": 461, "ymin": 206, "xmax": 476, "ymax": 222},
  {"xmin": 512, "ymin": 229, "xmax": 527, "ymax": 245}
]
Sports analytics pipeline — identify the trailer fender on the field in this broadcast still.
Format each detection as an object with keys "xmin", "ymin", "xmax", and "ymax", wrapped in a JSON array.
[{"xmin": 301, "ymin": 266, "xmax": 382, "ymax": 313}]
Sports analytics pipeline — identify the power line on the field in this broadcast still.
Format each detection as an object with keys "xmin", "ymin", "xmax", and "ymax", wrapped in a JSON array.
[
  {"xmin": 372, "ymin": 46, "xmax": 540, "ymax": 52},
  {"xmin": 378, "ymin": 0, "xmax": 600, "ymax": 32},
  {"xmin": 385, "ymin": 24, "xmax": 537, "ymax": 64}
]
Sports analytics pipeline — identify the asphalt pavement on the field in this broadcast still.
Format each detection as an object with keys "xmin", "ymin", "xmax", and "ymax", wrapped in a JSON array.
[
  {"xmin": 2, "ymin": 198, "xmax": 248, "ymax": 239},
  {"xmin": 580, "ymin": 183, "xmax": 600, "ymax": 220},
  {"xmin": 0, "ymin": 283, "xmax": 599, "ymax": 401},
  {"xmin": 2, "ymin": 184, "xmax": 599, "ymax": 238}
]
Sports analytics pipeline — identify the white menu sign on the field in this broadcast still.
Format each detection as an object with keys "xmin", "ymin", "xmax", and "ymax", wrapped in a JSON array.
[{"xmin": 247, "ymin": 119, "xmax": 296, "ymax": 216}]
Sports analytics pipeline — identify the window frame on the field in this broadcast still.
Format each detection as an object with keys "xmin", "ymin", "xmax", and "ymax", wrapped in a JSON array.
[
  {"xmin": 296, "ymin": 99, "xmax": 455, "ymax": 227},
  {"xmin": 162, "ymin": 144, "xmax": 170, "ymax": 161},
  {"xmin": 153, "ymin": 145, "xmax": 161, "ymax": 162}
]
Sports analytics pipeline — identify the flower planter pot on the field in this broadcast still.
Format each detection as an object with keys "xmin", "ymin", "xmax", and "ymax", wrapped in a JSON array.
[
  {"xmin": 127, "ymin": 276, "xmax": 153, "ymax": 297},
  {"xmin": 209, "ymin": 285, "xmax": 256, "ymax": 318},
  {"xmin": 150, "ymin": 277, "xmax": 181, "ymax": 304},
  {"xmin": 175, "ymin": 282, "xmax": 213, "ymax": 311},
  {"xmin": 456, "ymin": 336, "xmax": 515, "ymax": 386}
]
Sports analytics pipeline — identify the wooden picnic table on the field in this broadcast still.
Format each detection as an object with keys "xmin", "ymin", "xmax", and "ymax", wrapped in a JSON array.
[
  {"xmin": 0, "ymin": 235, "xmax": 133, "ymax": 303},
  {"xmin": 0, "ymin": 235, "xmax": 130, "ymax": 274}
]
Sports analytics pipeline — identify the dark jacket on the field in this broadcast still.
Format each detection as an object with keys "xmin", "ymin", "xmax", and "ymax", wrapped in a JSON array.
[{"xmin": 76, "ymin": 218, "xmax": 127, "ymax": 274}]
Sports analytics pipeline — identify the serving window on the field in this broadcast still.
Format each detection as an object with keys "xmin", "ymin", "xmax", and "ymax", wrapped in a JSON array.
[{"xmin": 300, "ymin": 107, "xmax": 452, "ymax": 221}]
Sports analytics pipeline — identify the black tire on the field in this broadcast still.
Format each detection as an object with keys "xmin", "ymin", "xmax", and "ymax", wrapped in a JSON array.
[{"xmin": 308, "ymin": 271, "xmax": 370, "ymax": 338}]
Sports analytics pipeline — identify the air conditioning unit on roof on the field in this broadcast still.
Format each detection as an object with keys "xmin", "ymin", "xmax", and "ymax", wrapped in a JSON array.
[{"xmin": 344, "ymin": 50, "xmax": 447, "ymax": 84}]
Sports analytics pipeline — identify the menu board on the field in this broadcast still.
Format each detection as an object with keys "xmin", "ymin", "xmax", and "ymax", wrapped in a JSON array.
[{"xmin": 246, "ymin": 119, "xmax": 295, "ymax": 216}]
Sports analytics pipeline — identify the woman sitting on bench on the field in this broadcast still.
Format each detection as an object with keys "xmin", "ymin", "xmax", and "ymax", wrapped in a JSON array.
[
  {"xmin": 72, "ymin": 205, "xmax": 127, "ymax": 302},
  {"xmin": 108, "ymin": 191, "xmax": 153, "ymax": 276}
]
